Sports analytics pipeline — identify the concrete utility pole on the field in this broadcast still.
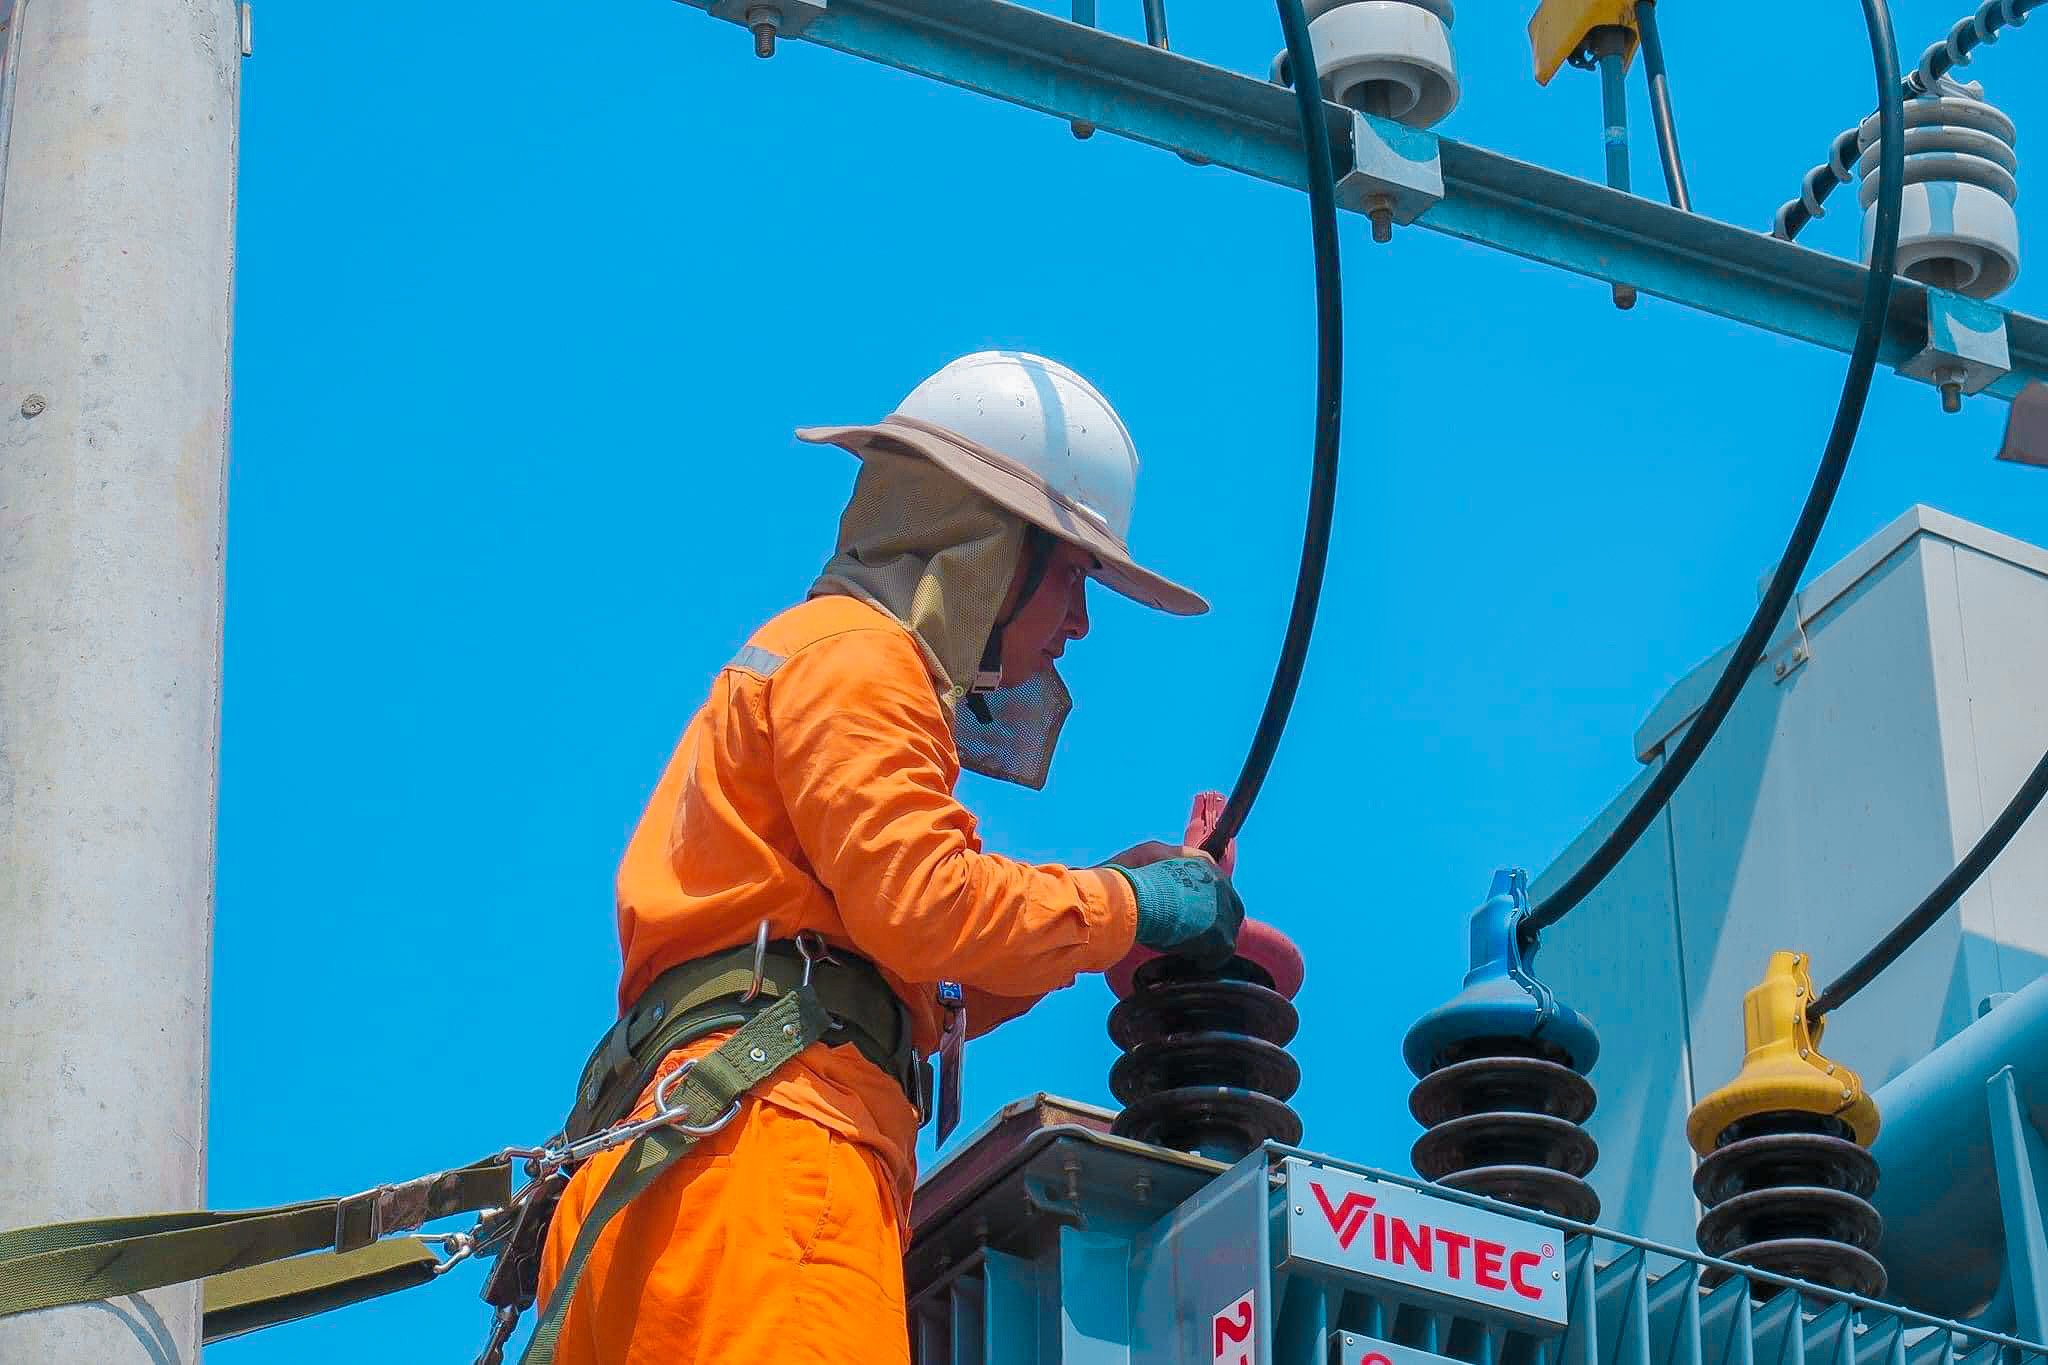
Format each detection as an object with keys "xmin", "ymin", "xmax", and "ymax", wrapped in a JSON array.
[{"xmin": 0, "ymin": 0, "xmax": 242, "ymax": 1359}]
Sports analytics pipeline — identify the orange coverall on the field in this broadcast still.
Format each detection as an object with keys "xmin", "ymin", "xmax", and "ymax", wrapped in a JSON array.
[{"xmin": 536, "ymin": 593, "xmax": 1138, "ymax": 1363}]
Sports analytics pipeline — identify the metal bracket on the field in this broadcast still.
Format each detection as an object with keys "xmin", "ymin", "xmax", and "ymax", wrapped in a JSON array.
[
  {"xmin": 1337, "ymin": 111, "xmax": 1444, "ymax": 232},
  {"xmin": 1768, "ymin": 636, "xmax": 1811, "ymax": 686},
  {"xmin": 1753, "ymin": 573, "xmax": 1812, "ymax": 686},
  {"xmin": 1897, "ymin": 289, "xmax": 2013, "ymax": 404}
]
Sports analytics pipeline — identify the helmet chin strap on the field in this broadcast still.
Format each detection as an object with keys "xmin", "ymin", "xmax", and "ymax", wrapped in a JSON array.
[{"xmin": 966, "ymin": 528, "xmax": 1056, "ymax": 722}]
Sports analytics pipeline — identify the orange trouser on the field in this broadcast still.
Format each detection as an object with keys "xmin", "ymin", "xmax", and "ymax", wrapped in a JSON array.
[{"xmin": 534, "ymin": 1056, "xmax": 912, "ymax": 1365}]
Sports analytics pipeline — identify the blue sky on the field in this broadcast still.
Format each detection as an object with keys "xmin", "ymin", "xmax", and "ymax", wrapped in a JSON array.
[{"xmin": 212, "ymin": 2, "xmax": 2044, "ymax": 1356}]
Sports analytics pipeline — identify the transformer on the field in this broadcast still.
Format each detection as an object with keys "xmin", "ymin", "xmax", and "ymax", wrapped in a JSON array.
[{"xmin": 903, "ymin": 1097, "xmax": 2029, "ymax": 1365}]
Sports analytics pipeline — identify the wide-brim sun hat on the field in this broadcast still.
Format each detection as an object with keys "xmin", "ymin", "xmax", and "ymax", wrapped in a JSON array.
[{"xmin": 796, "ymin": 350, "xmax": 1208, "ymax": 618}]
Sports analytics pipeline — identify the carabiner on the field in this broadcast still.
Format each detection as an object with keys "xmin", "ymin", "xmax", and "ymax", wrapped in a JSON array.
[
  {"xmin": 793, "ymin": 929, "xmax": 838, "ymax": 987},
  {"xmin": 557, "ymin": 1059, "xmax": 745, "ymax": 1165},
  {"xmin": 739, "ymin": 919, "xmax": 771, "ymax": 1003},
  {"xmin": 410, "ymin": 1228, "xmax": 481, "ymax": 1276}
]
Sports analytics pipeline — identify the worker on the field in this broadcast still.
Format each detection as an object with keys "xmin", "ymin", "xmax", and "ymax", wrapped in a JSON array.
[{"xmin": 530, "ymin": 350, "xmax": 1246, "ymax": 1363}]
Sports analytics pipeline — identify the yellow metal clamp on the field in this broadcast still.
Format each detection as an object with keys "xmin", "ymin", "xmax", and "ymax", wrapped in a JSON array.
[
  {"xmin": 1528, "ymin": 0, "xmax": 1640, "ymax": 85},
  {"xmin": 1685, "ymin": 950, "xmax": 1881, "ymax": 1154}
]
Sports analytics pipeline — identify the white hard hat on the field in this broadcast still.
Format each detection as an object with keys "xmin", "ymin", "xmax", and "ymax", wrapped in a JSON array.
[{"xmin": 797, "ymin": 350, "xmax": 1207, "ymax": 616}]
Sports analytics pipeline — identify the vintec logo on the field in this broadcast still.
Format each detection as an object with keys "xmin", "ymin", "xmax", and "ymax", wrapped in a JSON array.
[
  {"xmin": 1311, "ymin": 1183, "xmax": 1376, "ymax": 1251},
  {"xmin": 1287, "ymin": 1161, "xmax": 1567, "ymax": 1329}
]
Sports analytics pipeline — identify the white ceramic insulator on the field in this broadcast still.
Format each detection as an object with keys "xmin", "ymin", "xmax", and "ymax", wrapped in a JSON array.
[
  {"xmin": 1270, "ymin": 0, "xmax": 1459, "ymax": 130},
  {"xmin": 1855, "ymin": 77, "xmax": 2021, "ymax": 299}
]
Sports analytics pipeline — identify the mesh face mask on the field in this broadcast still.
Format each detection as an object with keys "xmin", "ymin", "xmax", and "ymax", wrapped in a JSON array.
[{"xmin": 809, "ymin": 447, "xmax": 1075, "ymax": 790}]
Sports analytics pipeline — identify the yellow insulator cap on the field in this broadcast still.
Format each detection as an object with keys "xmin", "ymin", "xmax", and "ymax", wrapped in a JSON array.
[
  {"xmin": 1685, "ymin": 951, "xmax": 1881, "ymax": 1155},
  {"xmin": 1528, "ymin": 0, "xmax": 1639, "ymax": 85}
]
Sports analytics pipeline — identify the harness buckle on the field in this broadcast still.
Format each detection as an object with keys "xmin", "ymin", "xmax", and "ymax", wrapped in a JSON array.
[{"xmin": 333, "ymin": 1186, "xmax": 389, "ymax": 1253}]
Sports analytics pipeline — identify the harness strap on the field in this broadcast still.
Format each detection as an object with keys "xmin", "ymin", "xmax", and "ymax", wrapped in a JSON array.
[
  {"xmin": 0, "ymin": 962, "xmax": 850, "ymax": 1352},
  {"xmin": 203, "ymin": 1237, "xmax": 442, "ymax": 1343},
  {"xmin": 568, "ymin": 939, "xmax": 921, "ymax": 1143},
  {"xmin": 0, "ymin": 1158, "xmax": 511, "ymax": 1329},
  {"xmin": 519, "ymin": 984, "xmax": 832, "ymax": 1365}
]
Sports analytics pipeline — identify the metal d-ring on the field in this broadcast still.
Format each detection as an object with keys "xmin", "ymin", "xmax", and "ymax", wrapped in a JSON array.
[
  {"xmin": 739, "ymin": 920, "xmax": 770, "ymax": 1003},
  {"xmin": 652, "ymin": 1059, "xmax": 746, "ymax": 1137}
]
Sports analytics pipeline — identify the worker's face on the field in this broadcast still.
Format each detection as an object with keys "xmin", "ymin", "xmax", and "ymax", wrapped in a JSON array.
[{"xmin": 997, "ymin": 540, "xmax": 1093, "ymax": 685}]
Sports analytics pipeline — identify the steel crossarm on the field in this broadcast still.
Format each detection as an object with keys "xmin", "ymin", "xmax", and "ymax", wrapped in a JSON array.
[{"xmin": 679, "ymin": 0, "xmax": 2048, "ymax": 404}]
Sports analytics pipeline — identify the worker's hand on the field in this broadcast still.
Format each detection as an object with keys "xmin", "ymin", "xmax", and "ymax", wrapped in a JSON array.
[
  {"xmin": 1110, "ymin": 857, "xmax": 1244, "ymax": 971},
  {"xmin": 1104, "ymin": 840, "xmax": 1213, "ymax": 869}
]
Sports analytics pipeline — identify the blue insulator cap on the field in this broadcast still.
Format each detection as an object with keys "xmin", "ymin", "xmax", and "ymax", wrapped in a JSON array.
[{"xmin": 1401, "ymin": 868, "xmax": 1600, "ymax": 1078}]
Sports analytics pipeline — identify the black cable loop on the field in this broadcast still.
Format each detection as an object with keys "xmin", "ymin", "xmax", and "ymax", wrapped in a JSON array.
[
  {"xmin": 1523, "ymin": 0, "xmax": 1907, "ymax": 938},
  {"xmin": 1808, "ymin": 747, "xmax": 2048, "ymax": 1019},
  {"xmin": 1203, "ymin": 0, "xmax": 1344, "ymax": 859},
  {"xmin": 1774, "ymin": 0, "xmax": 2036, "ymax": 241},
  {"xmin": 1635, "ymin": 0, "xmax": 1693, "ymax": 212}
]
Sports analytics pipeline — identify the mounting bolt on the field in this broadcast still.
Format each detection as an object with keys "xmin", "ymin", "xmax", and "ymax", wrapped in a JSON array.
[
  {"xmin": 1612, "ymin": 283, "xmax": 1638, "ymax": 310},
  {"xmin": 746, "ymin": 5, "xmax": 782, "ymax": 57},
  {"xmin": 1368, "ymin": 194, "xmax": 1394, "ymax": 244},
  {"xmin": 1935, "ymin": 366, "xmax": 1965, "ymax": 414},
  {"xmin": 20, "ymin": 393, "xmax": 47, "ymax": 418},
  {"xmin": 1071, "ymin": 120, "xmax": 1096, "ymax": 140}
]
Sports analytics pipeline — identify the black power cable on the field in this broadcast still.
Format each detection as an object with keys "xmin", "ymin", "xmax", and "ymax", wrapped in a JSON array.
[
  {"xmin": 1142, "ymin": 0, "xmax": 1170, "ymax": 48},
  {"xmin": 1775, "ymin": 0, "xmax": 2038, "ymax": 242},
  {"xmin": 1808, "ymin": 747, "xmax": 2048, "ymax": 1019},
  {"xmin": 1635, "ymin": 0, "xmax": 1693, "ymax": 212},
  {"xmin": 1204, "ymin": 0, "xmax": 1344, "ymax": 858},
  {"xmin": 1523, "ymin": 0, "xmax": 1907, "ymax": 938}
]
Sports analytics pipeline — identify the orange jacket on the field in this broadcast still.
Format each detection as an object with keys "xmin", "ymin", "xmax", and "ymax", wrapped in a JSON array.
[{"xmin": 613, "ymin": 593, "xmax": 1138, "ymax": 1199}]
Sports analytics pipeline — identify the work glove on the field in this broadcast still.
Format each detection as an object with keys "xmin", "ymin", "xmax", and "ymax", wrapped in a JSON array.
[{"xmin": 1110, "ymin": 857, "xmax": 1245, "ymax": 970}]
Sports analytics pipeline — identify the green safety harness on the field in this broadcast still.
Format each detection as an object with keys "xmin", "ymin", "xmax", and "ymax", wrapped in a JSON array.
[{"xmin": 0, "ymin": 931, "xmax": 929, "ymax": 1364}]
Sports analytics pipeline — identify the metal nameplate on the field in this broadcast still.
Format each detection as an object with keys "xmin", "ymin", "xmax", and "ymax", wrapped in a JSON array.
[
  {"xmin": 1336, "ymin": 1333, "xmax": 1469, "ymax": 1365},
  {"xmin": 1280, "ymin": 1158, "xmax": 1567, "ymax": 1331}
]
